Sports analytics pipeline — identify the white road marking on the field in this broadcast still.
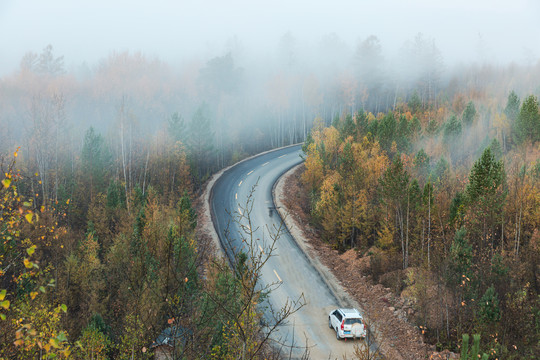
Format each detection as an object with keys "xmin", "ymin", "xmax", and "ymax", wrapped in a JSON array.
[
  {"xmin": 235, "ymin": 193, "xmax": 237, "ymax": 200},
  {"xmin": 258, "ymin": 245, "xmax": 264, "ymax": 253},
  {"xmin": 278, "ymin": 154, "xmax": 286, "ymax": 158},
  {"xmin": 247, "ymin": 170, "xmax": 254, "ymax": 175},
  {"xmin": 273, "ymin": 269, "xmax": 283, "ymax": 283},
  {"xmin": 262, "ymin": 162, "xmax": 269, "ymax": 167},
  {"xmin": 238, "ymin": 207, "xmax": 243, "ymax": 215},
  {"xmin": 238, "ymin": 180, "xmax": 242, "ymax": 186}
]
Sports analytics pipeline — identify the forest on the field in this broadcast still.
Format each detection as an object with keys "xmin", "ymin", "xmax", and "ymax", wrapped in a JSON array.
[
  {"xmin": 0, "ymin": 36, "xmax": 539, "ymax": 359},
  {"xmin": 302, "ymin": 91, "xmax": 540, "ymax": 358}
]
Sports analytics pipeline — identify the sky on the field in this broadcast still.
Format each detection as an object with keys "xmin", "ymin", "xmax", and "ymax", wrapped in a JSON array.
[{"xmin": 1, "ymin": 0, "xmax": 539, "ymax": 75}]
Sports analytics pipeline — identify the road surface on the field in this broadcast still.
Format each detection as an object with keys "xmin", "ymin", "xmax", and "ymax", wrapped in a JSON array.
[{"xmin": 211, "ymin": 145, "xmax": 361, "ymax": 359}]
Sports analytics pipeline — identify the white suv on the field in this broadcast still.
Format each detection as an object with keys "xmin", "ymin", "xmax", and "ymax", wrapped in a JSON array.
[{"xmin": 328, "ymin": 308, "xmax": 367, "ymax": 340}]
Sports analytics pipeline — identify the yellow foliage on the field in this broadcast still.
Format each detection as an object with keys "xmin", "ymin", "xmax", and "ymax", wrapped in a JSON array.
[
  {"xmin": 302, "ymin": 142, "xmax": 324, "ymax": 191},
  {"xmin": 317, "ymin": 171, "xmax": 342, "ymax": 240},
  {"xmin": 377, "ymin": 222, "xmax": 395, "ymax": 250}
]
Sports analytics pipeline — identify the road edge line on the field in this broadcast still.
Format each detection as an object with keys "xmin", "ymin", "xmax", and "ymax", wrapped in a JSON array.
[
  {"xmin": 201, "ymin": 143, "xmax": 303, "ymax": 262},
  {"xmin": 271, "ymin": 163, "xmax": 361, "ymax": 310},
  {"xmin": 271, "ymin": 163, "xmax": 393, "ymax": 357}
]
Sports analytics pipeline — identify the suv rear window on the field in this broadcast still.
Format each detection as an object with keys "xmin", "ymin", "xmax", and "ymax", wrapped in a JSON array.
[{"xmin": 344, "ymin": 318, "xmax": 362, "ymax": 325}]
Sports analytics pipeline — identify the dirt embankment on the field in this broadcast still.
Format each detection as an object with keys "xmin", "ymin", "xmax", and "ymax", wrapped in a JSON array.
[{"xmin": 275, "ymin": 164, "xmax": 457, "ymax": 360}]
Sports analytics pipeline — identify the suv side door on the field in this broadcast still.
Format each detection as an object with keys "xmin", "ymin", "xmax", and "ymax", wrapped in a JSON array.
[{"xmin": 331, "ymin": 310, "xmax": 342, "ymax": 329}]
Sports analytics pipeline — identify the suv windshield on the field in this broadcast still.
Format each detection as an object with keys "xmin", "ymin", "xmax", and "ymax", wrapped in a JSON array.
[{"xmin": 344, "ymin": 318, "xmax": 362, "ymax": 325}]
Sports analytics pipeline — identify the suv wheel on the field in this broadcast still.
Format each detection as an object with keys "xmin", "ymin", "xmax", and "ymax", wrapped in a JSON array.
[
  {"xmin": 328, "ymin": 317, "xmax": 332, "ymax": 329},
  {"xmin": 336, "ymin": 328, "xmax": 341, "ymax": 340}
]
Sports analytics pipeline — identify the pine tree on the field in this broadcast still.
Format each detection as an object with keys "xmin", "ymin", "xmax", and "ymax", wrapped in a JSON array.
[
  {"xmin": 465, "ymin": 147, "xmax": 507, "ymax": 249},
  {"xmin": 167, "ymin": 112, "xmax": 186, "ymax": 143},
  {"xmin": 461, "ymin": 101, "xmax": 477, "ymax": 126},
  {"xmin": 504, "ymin": 90, "xmax": 520, "ymax": 122},
  {"xmin": 381, "ymin": 156, "xmax": 410, "ymax": 268},
  {"xmin": 514, "ymin": 94, "xmax": 540, "ymax": 144},
  {"xmin": 413, "ymin": 148, "xmax": 430, "ymax": 180},
  {"xmin": 443, "ymin": 114, "xmax": 462, "ymax": 144},
  {"xmin": 478, "ymin": 285, "xmax": 501, "ymax": 324},
  {"xmin": 460, "ymin": 333, "xmax": 489, "ymax": 360},
  {"xmin": 377, "ymin": 112, "xmax": 397, "ymax": 151},
  {"xmin": 449, "ymin": 228, "xmax": 472, "ymax": 285}
]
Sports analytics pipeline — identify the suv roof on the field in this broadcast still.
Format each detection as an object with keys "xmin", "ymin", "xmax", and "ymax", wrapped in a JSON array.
[{"xmin": 339, "ymin": 308, "xmax": 362, "ymax": 318}]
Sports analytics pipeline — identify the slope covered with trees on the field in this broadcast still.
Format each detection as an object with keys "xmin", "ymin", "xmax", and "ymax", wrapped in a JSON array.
[
  {"xmin": 1, "ymin": 37, "xmax": 539, "ymax": 359},
  {"xmin": 301, "ymin": 91, "xmax": 540, "ymax": 358},
  {"xmin": 1, "ymin": 130, "xmax": 298, "ymax": 358},
  {"xmin": 0, "ymin": 47, "xmax": 301, "ymax": 359}
]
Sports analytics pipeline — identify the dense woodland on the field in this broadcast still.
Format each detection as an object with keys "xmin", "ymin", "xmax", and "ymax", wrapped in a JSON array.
[
  {"xmin": 302, "ymin": 92, "xmax": 540, "ymax": 357},
  {"xmin": 0, "ymin": 38, "xmax": 539, "ymax": 359}
]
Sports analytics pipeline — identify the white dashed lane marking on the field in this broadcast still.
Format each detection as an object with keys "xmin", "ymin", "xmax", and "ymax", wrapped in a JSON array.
[
  {"xmin": 262, "ymin": 162, "xmax": 269, "ymax": 167},
  {"xmin": 273, "ymin": 269, "xmax": 283, "ymax": 283}
]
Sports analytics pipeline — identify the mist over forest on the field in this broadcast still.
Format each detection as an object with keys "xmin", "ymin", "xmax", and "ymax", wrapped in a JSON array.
[
  {"xmin": 1, "ymin": 1, "xmax": 540, "ymax": 359},
  {"xmin": 1, "ymin": 32, "xmax": 539, "ymax": 170}
]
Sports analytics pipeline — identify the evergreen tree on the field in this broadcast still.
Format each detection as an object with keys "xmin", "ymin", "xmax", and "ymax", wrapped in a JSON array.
[
  {"xmin": 489, "ymin": 138, "xmax": 503, "ymax": 159},
  {"xmin": 460, "ymin": 334, "xmax": 489, "ymax": 360},
  {"xmin": 355, "ymin": 109, "xmax": 369, "ymax": 137},
  {"xmin": 433, "ymin": 157, "xmax": 449, "ymax": 182},
  {"xmin": 177, "ymin": 190, "xmax": 197, "ymax": 231},
  {"xmin": 367, "ymin": 117, "xmax": 379, "ymax": 138},
  {"xmin": 461, "ymin": 101, "xmax": 477, "ymax": 126},
  {"xmin": 426, "ymin": 119, "xmax": 439, "ymax": 136},
  {"xmin": 81, "ymin": 127, "xmax": 110, "ymax": 199},
  {"xmin": 413, "ymin": 148, "xmax": 430, "ymax": 180},
  {"xmin": 514, "ymin": 94, "xmax": 540, "ymax": 144},
  {"xmin": 465, "ymin": 147, "xmax": 507, "ymax": 249},
  {"xmin": 167, "ymin": 112, "xmax": 186, "ymax": 143},
  {"xmin": 443, "ymin": 114, "xmax": 462, "ymax": 144},
  {"xmin": 449, "ymin": 191, "xmax": 465, "ymax": 226},
  {"xmin": 504, "ymin": 90, "xmax": 520, "ymax": 122},
  {"xmin": 478, "ymin": 285, "xmax": 501, "ymax": 324},
  {"xmin": 377, "ymin": 112, "xmax": 397, "ymax": 151},
  {"xmin": 409, "ymin": 116, "xmax": 422, "ymax": 140},
  {"xmin": 339, "ymin": 113, "xmax": 356, "ymax": 140},
  {"xmin": 449, "ymin": 228, "xmax": 472, "ymax": 285},
  {"xmin": 396, "ymin": 115, "xmax": 411, "ymax": 152},
  {"xmin": 409, "ymin": 90, "xmax": 422, "ymax": 113},
  {"xmin": 380, "ymin": 156, "xmax": 410, "ymax": 268}
]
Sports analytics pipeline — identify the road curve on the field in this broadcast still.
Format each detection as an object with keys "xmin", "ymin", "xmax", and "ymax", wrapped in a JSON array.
[{"xmin": 210, "ymin": 145, "xmax": 360, "ymax": 359}]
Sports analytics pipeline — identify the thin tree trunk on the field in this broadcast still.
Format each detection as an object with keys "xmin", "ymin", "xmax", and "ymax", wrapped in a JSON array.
[
  {"xmin": 422, "ymin": 219, "xmax": 425, "ymax": 260},
  {"xmin": 398, "ymin": 206, "xmax": 405, "ymax": 269},
  {"xmin": 406, "ymin": 192, "xmax": 410, "ymax": 269},
  {"xmin": 438, "ymin": 208, "xmax": 447, "ymax": 256},
  {"xmin": 515, "ymin": 206, "xmax": 522, "ymax": 258},
  {"xmin": 428, "ymin": 188, "xmax": 431, "ymax": 269},
  {"xmin": 129, "ymin": 120, "xmax": 133, "ymax": 193},
  {"xmin": 501, "ymin": 212, "xmax": 505, "ymax": 254},
  {"xmin": 120, "ymin": 104, "xmax": 130, "ymax": 215},
  {"xmin": 142, "ymin": 150, "xmax": 149, "ymax": 195}
]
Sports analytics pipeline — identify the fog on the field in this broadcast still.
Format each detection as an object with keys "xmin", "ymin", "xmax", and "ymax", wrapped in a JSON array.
[
  {"xmin": 1, "ymin": 0, "xmax": 540, "ymax": 175},
  {"xmin": 2, "ymin": 0, "xmax": 539, "ymax": 73}
]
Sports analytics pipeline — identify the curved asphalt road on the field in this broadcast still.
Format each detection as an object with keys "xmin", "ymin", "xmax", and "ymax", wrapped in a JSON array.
[{"xmin": 211, "ymin": 145, "xmax": 360, "ymax": 359}]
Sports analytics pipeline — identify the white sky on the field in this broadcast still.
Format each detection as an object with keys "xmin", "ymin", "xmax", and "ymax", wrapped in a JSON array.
[{"xmin": 1, "ymin": 0, "xmax": 539, "ymax": 74}]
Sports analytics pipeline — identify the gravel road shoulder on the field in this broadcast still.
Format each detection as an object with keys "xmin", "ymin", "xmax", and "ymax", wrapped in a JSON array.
[{"xmin": 274, "ymin": 164, "xmax": 447, "ymax": 360}]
